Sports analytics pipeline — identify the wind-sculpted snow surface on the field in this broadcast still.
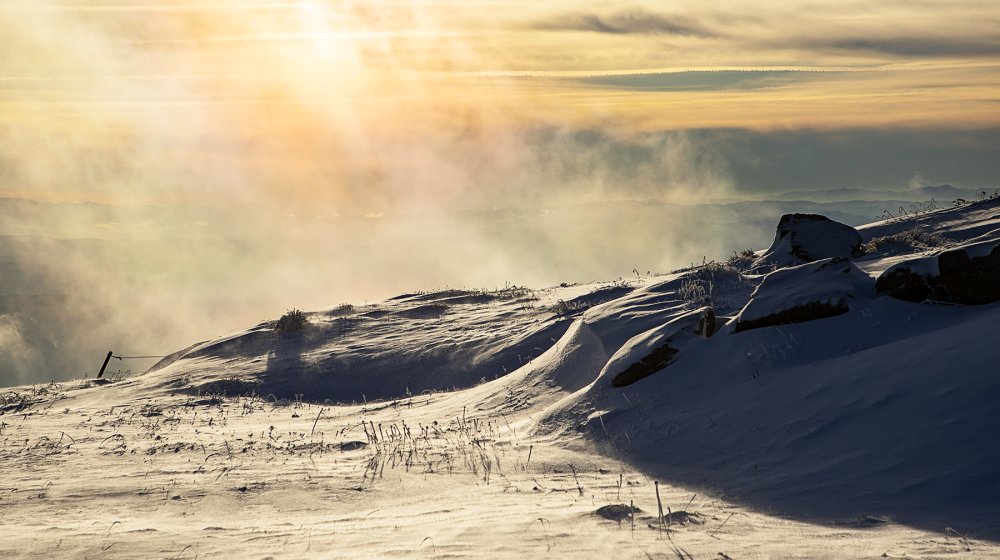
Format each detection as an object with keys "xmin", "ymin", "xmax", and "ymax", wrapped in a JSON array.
[
  {"xmin": 544, "ymin": 198, "xmax": 1000, "ymax": 536},
  {"xmin": 733, "ymin": 258, "xmax": 872, "ymax": 332},
  {"xmin": 144, "ymin": 287, "xmax": 585, "ymax": 402},
  {"xmin": 3, "ymin": 198, "xmax": 1000, "ymax": 558}
]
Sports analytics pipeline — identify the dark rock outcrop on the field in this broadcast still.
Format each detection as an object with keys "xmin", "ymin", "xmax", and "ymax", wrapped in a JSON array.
[
  {"xmin": 734, "ymin": 258, "xmax": 872, "ymax": 333},
  {"xmin": 876, "ymin": 240, "xmax": 1000, "ymax": 304},
  {"xmin": 611, "ymin": 342, "xmax": 679, "ymax": 387},
  {"xmin": 733, "ymin": 301, "xmax": 849, "ymax": 333},
  {"xmin": 604, "ymin": 307, "xmax": 713, "ymax": 388},
  {"xmin": 695, "ymin": 306, "xmax": 717, "ymax": 338},
  {"xmin": 595, "ymin": 504, "xmax": 641, "ymax": 521}
]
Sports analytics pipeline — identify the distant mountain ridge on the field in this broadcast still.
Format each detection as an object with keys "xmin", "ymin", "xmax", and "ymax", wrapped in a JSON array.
[{"xmin": 773, "ymin": 184, "xmax": 996, "ymax": 203}]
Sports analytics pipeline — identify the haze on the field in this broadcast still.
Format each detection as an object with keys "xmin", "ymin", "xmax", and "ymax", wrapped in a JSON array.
[{"xmin": 1, "ymin": 0, "xmax": 998, "ymax": 384}]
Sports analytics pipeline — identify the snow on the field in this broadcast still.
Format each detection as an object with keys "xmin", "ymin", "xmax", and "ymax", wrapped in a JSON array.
[
  {"xmin": 874, "ymin": 230, "xmax": 1000, "ymax": 304},
  {"xmin": 753, "ymin": 213, "xmax": 862, "ymax": 270},
  {"xmin": 734, "ymin": 257, "xmax": 872, "ymax": 329},
  {"xmin": 145, "ymin": 286, "xmax": 582, "ymax": 402},
  {"xmin": 962, "ymin": 237, "xmax": 1000, "ymax": 260},
  {"xmin": 870, "ymin": 235, "xmax": 1000, "ymax": 281},
  {"xmin": 859, "ymin": 197, "xmax": 1000, "ymax": 243},
  {"xmin": 596, "ymin": 307, "xmax": 712, "ymax": 387},
  {"xmin": 881, "ymin": 251, "xmax": 943, "ymax": 278},
  {"xmin": 3, "ymin": 199, "xmax": 1000, "ymax": 558}
]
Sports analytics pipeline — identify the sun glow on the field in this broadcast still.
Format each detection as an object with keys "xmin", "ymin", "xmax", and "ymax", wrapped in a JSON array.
[{"xmin": 0, "ymin": 0, "xmax": 998, "ymax": 207}]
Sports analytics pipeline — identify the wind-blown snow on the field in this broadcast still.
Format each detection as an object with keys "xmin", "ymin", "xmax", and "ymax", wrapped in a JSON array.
[
  {"xmin": 734, "ymin": 257, "xmax": 872, "ymax": 328},
  {"xmin": 3, "ymin": 198, "xmax": 1000, "ymax": 558}
]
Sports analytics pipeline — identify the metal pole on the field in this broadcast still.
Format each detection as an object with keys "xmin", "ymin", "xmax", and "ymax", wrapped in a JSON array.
[{"xmin": 97, "ymin": 351, "xmax": 113, "ymax": 379}]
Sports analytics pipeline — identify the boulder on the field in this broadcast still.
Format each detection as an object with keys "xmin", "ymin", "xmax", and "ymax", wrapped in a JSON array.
[
  {"xmin": 734, "ymin": 258, "xmax": 872, "ymax": 333},
  {"xmin": 611, "ymin": 343, "xmax": 678, "ymax": 388},
  {"xmin": 602, "ymin": 307, "xmax": 713, "ymax": 387},
  {"xmin": 875, "ymin": 239, "xmax": 1000, "ymax": 304},
  {"xmin": 753, "ymin": 214, "xmax": 863, "ymax": 271}
]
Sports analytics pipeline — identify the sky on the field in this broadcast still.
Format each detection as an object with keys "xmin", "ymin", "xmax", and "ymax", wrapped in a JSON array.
[
  {"xmin": 2, "ymin": 0, "xmax": 999, "ymax": 208},
  {"xmin": 1, "ymin": 0, "xmax": 999, "ymax": 384}
]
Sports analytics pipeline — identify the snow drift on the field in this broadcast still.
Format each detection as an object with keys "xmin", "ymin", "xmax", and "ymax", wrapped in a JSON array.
[{"xmin": 135, "ymin": 197, "xmax": 1000, "ymax": 536}]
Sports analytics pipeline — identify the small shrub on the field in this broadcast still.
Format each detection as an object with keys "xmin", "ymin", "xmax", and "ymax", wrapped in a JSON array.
[
  {"xmin": 274, "ymin": 308, "xmax": 309, "ymax": 334},
  {"xmin": 726, "ymin": 249, "xmax": 756, "ymax": 272},
  {"xmin": 550, "ymin": 282, "xmax": 632, "ymax": 316},
  {"xmin": 953, "ymin": 188, "xmax": 1000, "ymax": 207},
  {"xmin": 862, "ymin": 227, "xmax": 950, "ymax": 255},
  {"xmin": 329, "ymin": 303, "xmax": 355, "ymax": 316},
  {"xmin": 679, "ymin": 278, "xmax": 709, "ymax": 303},
  {"xmin": 493, "ymin": 286, "xmax": 538, "ymax": 301},
  {"xmin": 679, "ymin": 261, "xmax": 746, "ymax": 306},
  {"xmin": 551, "ymin": 299, "xmax": 587, "ymax": 315},
  {"xmin": 879, "ymin": 199, "xmax": 942, "ymax": 222}
]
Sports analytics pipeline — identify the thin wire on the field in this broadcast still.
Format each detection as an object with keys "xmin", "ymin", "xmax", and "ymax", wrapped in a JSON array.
[{"xmin": 114, "ymin": 354, "xmax": 167, "ymax": 359}]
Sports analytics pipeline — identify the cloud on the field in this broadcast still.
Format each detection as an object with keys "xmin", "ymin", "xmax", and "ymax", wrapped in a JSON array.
[
  {"xmin": 573, "ymin": 70, "xmax": 811, "ymax": 93},
  {"xmin": 0, "ymin": 314, "xmax": 40, "ymax": 386},
  {"xmin": 533, "ymin": 9, "xmax": 715, "ymax": 38},
  {"xmin": 810, "ymin": 37, "xmax": 1000, "ymax": 58},
  {"xmin": 3, "ymin": 0, "xmax": 1000, "ymax": 387}
]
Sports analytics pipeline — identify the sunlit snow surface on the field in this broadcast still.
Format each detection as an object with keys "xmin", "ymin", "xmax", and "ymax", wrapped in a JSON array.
[{"xmin": 2, "ymin": 199, "xmax": 999, "ymax": 558}]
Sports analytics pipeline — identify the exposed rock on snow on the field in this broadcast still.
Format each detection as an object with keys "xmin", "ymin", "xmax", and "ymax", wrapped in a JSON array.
[
  {"xmin": 611, "ymin": 343, "xmax": 677, "ymax": 387},
  {"xmin": 753, "ymin": 213, "xmax": 862, "ymax": 271},
  {"xmin": 662, "ymin": 510, "xmax": 704, "ymax": 526},
  {"xmin": 695, "ymin": 306, "xmax": 717, "ymax": 337},
  {"xmin": 735, "ymin": 300, "xmax": 849, "ymax": 333},
  {"xmin": 837, "ymin": 515, "xmax": 891, "ymax": 528},
  {"xmin": 595, "ymin": 504, "xmax": 641, "ymax": 521},
  {"xmin": 605, "ymin": 307, "xmax": 714, "ymax": 387},
  {"xmin": 734, "ymin": 258, "xmax": 871, "ymax": 332},
  {"xmin": 875, "ymin": 238, "xmax": 1000, "ymax": 304},
  {"xmin": 338, "ymin": 440, "xmax": 368, "ymax": 452}
]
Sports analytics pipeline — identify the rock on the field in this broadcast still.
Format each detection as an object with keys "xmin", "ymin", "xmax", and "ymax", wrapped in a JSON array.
[
  {"xmin": 875, "ymin": 239, "xmax": 1000, "ymax": 304},
  {"xmin": 735, "ymin": 301, "xmax": 850, "ymax": 333},
  {"xmin": 662, "ymin": 510, "xmax": 704, "ymax": 526},
  {"xmin": 734, "ymin": 258, "xmax": 872, "ymax": 333},
  {"xmin": 836, "ymin": 515, "xmax": 890, "ymax": 528},
  {"xmin": 754, "ymin": 214, "xmax": 863, "ymax": 271},
  {"xmin": 695, "ymin": 307, "xmax": 717, "ymax": 338},
  {"xmin": 604, "ymin": 307, "xmax": 713, "ymax": 387},
  {"xmin": 595, "ymin": 504, "xmax": 641, "ymax": 521},
  {"xmin": 339, "ymin": 441, "xmax": 368, "ymax": 452},
  {"xmin": 612, "ymin": 342, "xmax": 679, "ymax": 388}
]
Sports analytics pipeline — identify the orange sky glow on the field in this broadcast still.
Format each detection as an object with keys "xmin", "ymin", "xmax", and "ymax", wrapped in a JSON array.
[{"xmin": 2, "ymin": 0, "xmax": 999, "ymax": 207}]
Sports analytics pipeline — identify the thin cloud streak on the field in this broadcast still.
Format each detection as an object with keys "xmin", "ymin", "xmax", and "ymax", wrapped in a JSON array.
[
  {"xmin": 812, "ymin": 37, "xmax": 1000, "ymax": 58},
  {"xmin": 533, "ymin": 9, "xmax": 714, "ymax": 38},
  {"xmin": 99, "ymin": 30, "xmax": 478, "ymax": 45},
  {"xmin": 0, "ymin": 3, "xmax": 304, "ymax": 12}
]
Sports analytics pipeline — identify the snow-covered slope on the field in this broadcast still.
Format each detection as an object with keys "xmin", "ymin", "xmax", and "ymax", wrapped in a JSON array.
[
  {"xmin": 4, "ymin": 197, "xmax": 1000, "ymax": 558},
  {"xmin": 143, "ymin": 198, "xmax": 999, "ymax": 513},
  {"xmin": 142, "ymin": 283, "xmax": 632, "ymax": 402},
  {"xmin": 143, "ymin": 197, "xmax": 1000, "ymax": 530},
  {"xmin": 543, "ymin": 199, "xmax": 1000, "ymax": 532}
]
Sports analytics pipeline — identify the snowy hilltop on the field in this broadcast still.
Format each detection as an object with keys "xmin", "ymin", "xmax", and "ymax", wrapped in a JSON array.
[{"xmin": 3, "ymin": 197, "xmax": 999, "ymax": 558}]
